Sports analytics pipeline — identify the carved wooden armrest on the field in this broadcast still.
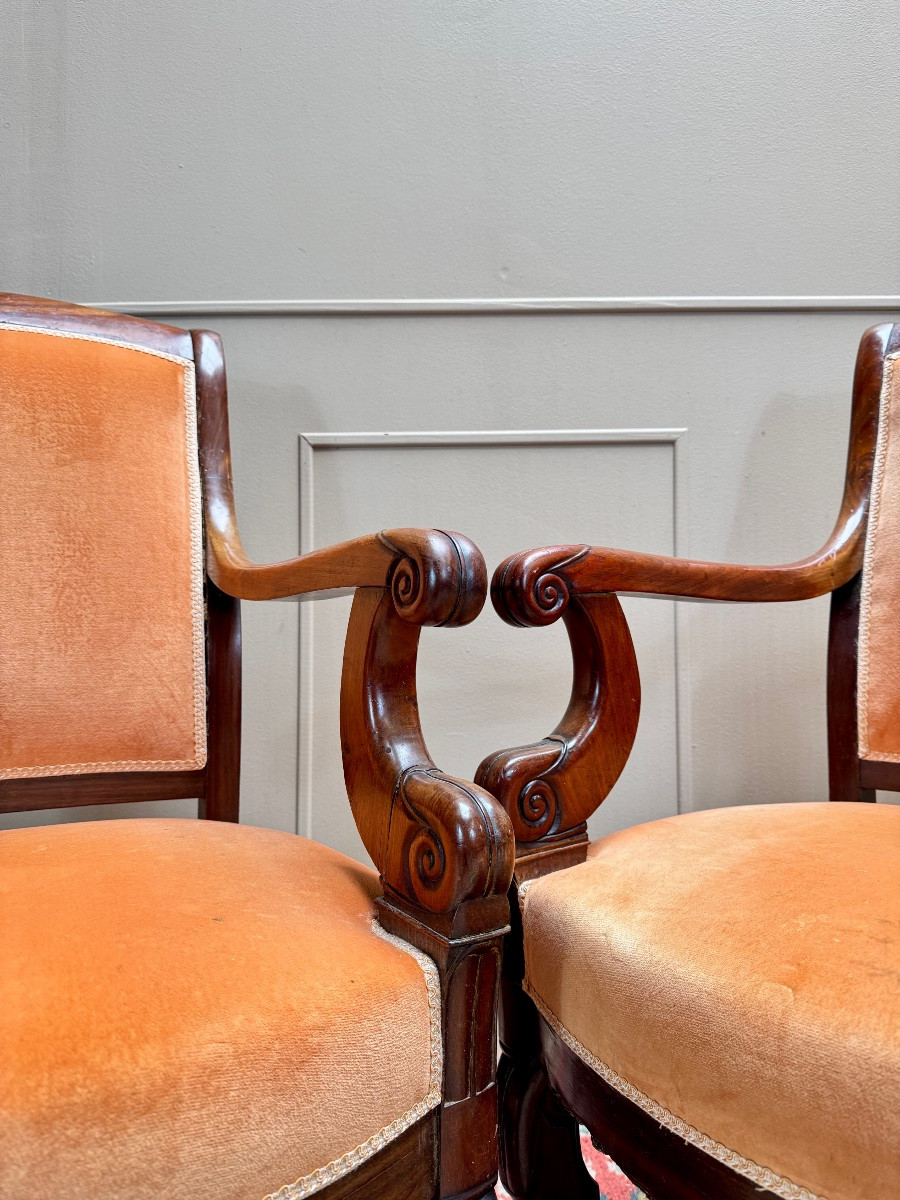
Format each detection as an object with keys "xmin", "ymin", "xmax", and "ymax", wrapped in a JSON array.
[
  {"xmin": 492, "ymin": 536, "xmax": 863, "ymax": 616},
  {"xmin": 338, "ymin": 531, "xmax": 515, "ymax": 1199},
  {"xmin": 340, "ymin": 528, "xmax": 514, "ymax": 938},
  {"xmin": 210, "ymin": 521, "xmax": 487, "ymax": 610},
  {"xmin": 491, "ymin": 320, "xmax": 889, "ymax": 616}
]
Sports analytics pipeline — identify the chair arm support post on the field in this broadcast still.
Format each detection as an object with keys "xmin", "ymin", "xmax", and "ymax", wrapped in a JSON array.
[
  {"xmin": 339, "ymin": 531, "xmax": 514, "ymax": 1200},
  {"xmin": 340, "ymin": 532, "xmax": 513, "ymax": 929},
  {"xmin": 477, "ymin": 581, "xmax": 641, "ymax": 880}
]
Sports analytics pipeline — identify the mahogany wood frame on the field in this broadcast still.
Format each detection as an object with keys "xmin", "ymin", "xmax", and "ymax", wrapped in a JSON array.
[
  {"xmin": 476, "ymin": 322, "xmax": 900, "ymax": 1200},
  {"xmin": 0, "ymin": 294, "xmax": 514, "ymax": 1200}
]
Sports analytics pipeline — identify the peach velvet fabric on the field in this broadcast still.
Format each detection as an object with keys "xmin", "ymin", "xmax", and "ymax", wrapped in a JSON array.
[
  {"xmin": 859, "ymin": 350, "xmax": 900, "ymax": 760},
  {"xmin": 0, "ymin": 325, "xmax": 206, "ymax": 777},
  {"xmin": 0, "ymin": 819, "xmax": 439, "ymax": 1200},
  {"xmin": 521, "ymin": 802, "xmax": 900, "ymax": 1200}
]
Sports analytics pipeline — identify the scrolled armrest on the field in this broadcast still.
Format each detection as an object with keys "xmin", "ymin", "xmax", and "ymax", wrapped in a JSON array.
[
  {"xmin": 194, "ymin": 327, "xmax": 485, "ymax": 623},
  {"xmin": 194, "ymin": 327, "xmax": 507, "ymax": 933},
  {"xmin": 210, "ymin": 525, "xmax": 486, "ymax": 626},
  {"xmin": 493, "ymin": 534, "xmax": 864, "ymax": 628},
  {"xmin": 492, "ymin": 320, "xmax": 895, "ymax": 623}
]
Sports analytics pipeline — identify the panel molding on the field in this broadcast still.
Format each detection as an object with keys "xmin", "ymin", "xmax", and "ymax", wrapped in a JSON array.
[
  {"xmin": 89, "ymin": 296, "xmax": 900, "ymax": 318},
  {"xmin": 296, "ymin": 428, "xmax": 692, "ymax": 841}
]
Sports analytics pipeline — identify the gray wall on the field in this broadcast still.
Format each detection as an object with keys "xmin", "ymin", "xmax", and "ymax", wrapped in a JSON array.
[{"xmin": 3, "ymin": 1, "xmax": 898, "ymax": 848}]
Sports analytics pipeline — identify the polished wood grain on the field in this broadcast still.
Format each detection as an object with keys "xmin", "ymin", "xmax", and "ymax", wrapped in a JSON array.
[
  {"xmin": 826, "ymin": 573, "xmax": 874, "ymax": 803},
  {"xmin": 317, "ymin": 1113, "xmax": 438, "ymax": 1200},
  {"xmin": 342, "ymin": 584, "xmax": 511, "ymax": 929},
  {"xmin": 193, "ymin": 331, "xmax": 243, "ymax": 823},
  {"xmin": 1, "ymin": 294, "xmax": 513, "ymax": 1200},
  {"xmin": 476, "ymin": 593, "xmax": 640, "ymax": 876},
  {"xmin": 0, "ymin": 771, "xmax": 205, "ymax": 815},
  {"xmin": 200, "ymin": 578, "xmax": 242, "ymax": 822},
  {"xmin": 341, "ymin": 580, "xmax": 514, "ymax": 1197},
  {"xmin": 0, "ymin": 292, "xmax": 193, "ymax": 358},
  {"xmin": 828, "ymin": 321, "xmax": 900, "ymax": 802},
  {"xmin": 483, "ymin": 322, "xmax": 899, "ymax": 1200},
  {"xmin": 859, "ymin": 758, "xmax": 900, "ymax": 790}
]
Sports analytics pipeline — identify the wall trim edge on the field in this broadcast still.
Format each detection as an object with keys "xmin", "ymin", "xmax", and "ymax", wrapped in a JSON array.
[{"xmin": 86, "ymin": 296, "xmax": 900, "ymax": 318}]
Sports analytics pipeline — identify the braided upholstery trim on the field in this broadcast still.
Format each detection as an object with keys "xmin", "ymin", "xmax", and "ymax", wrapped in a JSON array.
[
  {"xmin": 526, "ymin": 986, "xmax": 826, "ymax": 1200},
  {"xmin": 262, "ymin": 919, "xmax": 442, "ymax": 1200},
  {"xmin": 858, "ymin": 351, "xmax": 900, "ymax": 760}
]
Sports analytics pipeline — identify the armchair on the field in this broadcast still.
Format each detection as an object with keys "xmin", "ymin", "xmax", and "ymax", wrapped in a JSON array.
[
  {"xmin": 0, "ymin": 294, "xmax": 513, "ymax": 1200},
  {"xmin": 477, "ymin": 324, "xmax": 900, "ymax": 1200}
]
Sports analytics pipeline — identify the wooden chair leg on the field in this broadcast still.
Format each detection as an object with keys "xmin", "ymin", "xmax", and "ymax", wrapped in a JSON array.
[
  {"xmin": 498, "ymin": 1046, "xmax": 598, "ymax": 1200},
  {"xmin": 496, "ymin": 884, "xmax": 598, "ymax": 1200}
]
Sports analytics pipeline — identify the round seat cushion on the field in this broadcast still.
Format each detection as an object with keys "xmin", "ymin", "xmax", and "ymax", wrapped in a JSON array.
[
  {"xmin": 520, "ymin": 802, "xmax": 899, "ymax": 1200},
  {"xmin": 0, "ymin": 819, "xmax": 441, "ymax": 1200}
]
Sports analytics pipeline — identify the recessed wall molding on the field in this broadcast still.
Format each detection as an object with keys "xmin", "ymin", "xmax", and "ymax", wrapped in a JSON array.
[{"xmin": 88, "ymin": 295, "xmax": 900, "ymax": 319}]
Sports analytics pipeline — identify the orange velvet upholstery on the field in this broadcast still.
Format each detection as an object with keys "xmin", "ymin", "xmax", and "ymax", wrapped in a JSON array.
[
  {"xmin": 0, "ymin": 325, "xmax": 206, "ymax": 778},
  {"xmin": 859, "ymin": 349, "xmax": 900, "ymax": 759},
  {"xmin": 520, "ymin": 803, "xmax": 900, "ymax": 1200},
  {"xmin": 0, "ymin": 819, "xmax": 441, "ymax": 1200}
]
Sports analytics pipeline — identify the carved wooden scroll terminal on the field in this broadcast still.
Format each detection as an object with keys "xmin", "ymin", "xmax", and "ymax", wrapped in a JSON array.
[{"xmin": 477, "ymin": 547, "xmax": 641, "ymax": 880}]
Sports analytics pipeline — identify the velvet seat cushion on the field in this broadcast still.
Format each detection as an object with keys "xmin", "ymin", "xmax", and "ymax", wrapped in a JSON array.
[
  {"xmin": 0, "ymin": 819, "xmax": 441, "ymax": 1200},
  {"xmin": 520, "ymin": 802, "xmax": 900, "ymax": 1200}
]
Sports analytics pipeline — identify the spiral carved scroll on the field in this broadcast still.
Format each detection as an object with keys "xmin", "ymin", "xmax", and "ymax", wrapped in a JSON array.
[
  {"xmin": 378, "ymin": 529, "xmax": 487, "ymax": 628},
  {"xmin": 476, "ymin": 738, "xmax": 565, "ymax": 844},
  {"xmin": 477, "ymin": 591, "xmax": 641, "ymax": 854},
  {"xmin": 398, "ymin": 766, "xmax": 514, "ymax": 914},
  {"xmin": 517, "ymin": 777, "xmax": 559, "ymax": 840},
  {"xmin": 409, "ymin": 823, "xmax": 447, "ymax": 900},
  {"xmin": 492, "ymin": 547, "xmax": 590, "ymax": 627}
]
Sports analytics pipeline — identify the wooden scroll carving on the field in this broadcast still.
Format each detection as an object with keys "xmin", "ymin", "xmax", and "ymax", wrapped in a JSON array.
[
  {"xmin": 340, "ymin": 529, "xmax": 514, "ymax": 1200},
  {"xmin": 476, "ymin": 548, "xmax": 640, "ymax": 880}
]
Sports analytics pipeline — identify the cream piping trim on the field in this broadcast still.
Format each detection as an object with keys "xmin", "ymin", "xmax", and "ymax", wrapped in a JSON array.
[
  {"xmin": 526, "ymin": 986, "xmax": 826, "ymax": 1200},
  {"xmin": 262, "ymin": 919, "xmax": 443, "ymax": 1200},
  {"xmin": 0, "ymin": 322, "xmax": 208, "ymax": 778},
  {"xmin": 858, "ymin": 351, "xmax": 900, "ymax": 761}
]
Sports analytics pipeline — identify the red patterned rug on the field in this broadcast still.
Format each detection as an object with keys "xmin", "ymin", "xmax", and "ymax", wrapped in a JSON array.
[{"xmin": 495, "ymin": 1128, "xmax": 647, "ymax": 1200}]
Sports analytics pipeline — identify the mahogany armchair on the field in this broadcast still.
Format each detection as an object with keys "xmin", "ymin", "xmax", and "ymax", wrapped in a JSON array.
[
  {"xmin": 0, "ymin": 294, "xmax": 514, "ymax": 1200},
  {"xmin": 477, "ymin": 324, "xmax": 900, "ymax": 1200}
]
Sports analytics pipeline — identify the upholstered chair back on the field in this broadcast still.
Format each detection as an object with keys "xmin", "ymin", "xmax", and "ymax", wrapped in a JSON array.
[
  {"xmin": 858, "ymin": 339, "xmax": 900, "ymax": 762},
  {"xmin": 0, "ymin": 319, "xmax": 207, "ymax": 783}
]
